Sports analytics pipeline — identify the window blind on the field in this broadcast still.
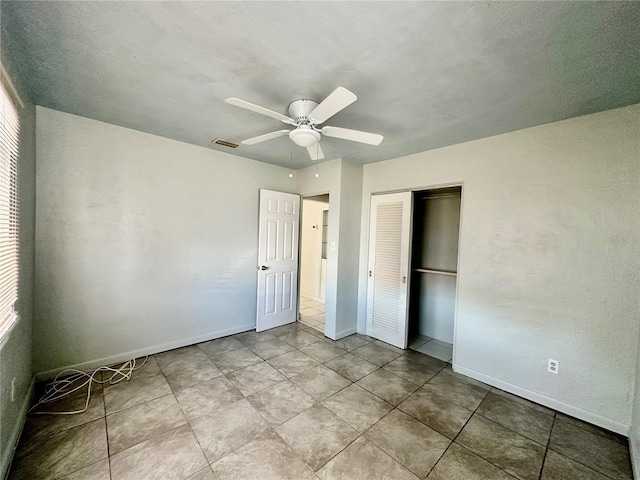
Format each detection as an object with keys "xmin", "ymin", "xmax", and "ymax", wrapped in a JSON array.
[{"xmin": 0, "ymin": 74, "xmax": 20, "ymax": 340}]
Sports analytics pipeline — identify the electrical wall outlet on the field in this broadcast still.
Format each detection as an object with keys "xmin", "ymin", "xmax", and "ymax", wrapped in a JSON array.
[
  {"xmin": 11, "ymin": 377, "xmax": 16, "ymax": 402},
  {"xmin": 548, "ymin": 359, "xmax": 559, "ymax": 374}
]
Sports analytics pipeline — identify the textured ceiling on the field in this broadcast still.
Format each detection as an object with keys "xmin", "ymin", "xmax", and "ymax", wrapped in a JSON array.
[{"xmin": 2, "ymin": 1, "xmax": 639, "ymax": 169}]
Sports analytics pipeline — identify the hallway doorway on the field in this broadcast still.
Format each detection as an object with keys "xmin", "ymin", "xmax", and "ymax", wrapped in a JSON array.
[{"xmin": 299, "ymin": 194, "xmax": 329, "ymax": 334}]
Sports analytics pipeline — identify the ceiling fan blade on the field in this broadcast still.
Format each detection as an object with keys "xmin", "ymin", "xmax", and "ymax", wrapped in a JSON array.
[
  {"xmin": 307, "ymin": 143, "xmax": 325, "ymax": 161},
  {"xmin": 308, "ymin": 87, "xmax": 357, "ymax": 124},
  {"xmin": 225, "ymin": 98, "xmax": 295, "ymax": 125},
  {"xmin": 322, "ymin": 126, "xmax": 383, "ymax": 146},
  {"xmin": 241, "ymin": 129, "xmax": 292, "ymax": 145}
]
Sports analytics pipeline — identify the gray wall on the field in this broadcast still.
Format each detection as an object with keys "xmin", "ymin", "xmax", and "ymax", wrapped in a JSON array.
[
  {"xmin": 295, "ymin": 159, "xmax": 342, "ymax": 339},
  {"xmin": 632, "ymin": 330, "xmax": 640, "ymax": 477},
  {"xmin": 335, "ymin": 160, "xmax": 362, "ymax": 338},
  {"xmin": 357, "ymin": 104, "xmax": 640, "ymax": 434},
  {"xmin": 0, "ymin": 90, "xmax": 37, "ymax": 476},
  {"xmin": 295, "ymin": 159, "xmax": 362, "ymax": 339},
  {"xmin": 34, "ymin": 107, "xmax": 294, "ymax": 375}
]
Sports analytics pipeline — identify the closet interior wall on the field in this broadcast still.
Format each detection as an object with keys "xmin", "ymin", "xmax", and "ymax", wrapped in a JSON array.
[{"xmin": 408, "ymin": 186, "xmax": 462, "ymax": 349}]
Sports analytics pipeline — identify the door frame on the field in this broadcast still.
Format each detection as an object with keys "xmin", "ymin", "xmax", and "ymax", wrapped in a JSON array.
[
  {"xmin": 298, "ymin": 192, "xmax": 331, "ymax": 336},
  {"xmin": 365, "ymin": 181, "xmax": 464, "ymax": 362}
]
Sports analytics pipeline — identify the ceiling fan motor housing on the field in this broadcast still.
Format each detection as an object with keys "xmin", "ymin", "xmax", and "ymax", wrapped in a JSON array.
[
  {"xmin": 288, "ymin": 99, "xmax": 322, "ymax": 146},
  {"xmin": 287, "ymin": 99, "xmax": 319, "ymax": 124}
]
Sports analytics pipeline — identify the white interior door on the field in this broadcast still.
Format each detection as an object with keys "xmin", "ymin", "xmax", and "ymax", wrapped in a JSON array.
[
  {"xmin": 256, "ymin": 189, "xmax": 300, "ymax": 332},
  {"xmin": 366, "ymin": 192, "xmax": 412, "ymax": 348}
]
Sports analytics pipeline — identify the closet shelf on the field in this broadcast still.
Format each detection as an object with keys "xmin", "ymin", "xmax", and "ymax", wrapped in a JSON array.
[{"xmin": 414, "ymin": 268, "xmax": 457, "ymax": 277}]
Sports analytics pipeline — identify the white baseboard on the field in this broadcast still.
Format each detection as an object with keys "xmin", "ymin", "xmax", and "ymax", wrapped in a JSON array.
[
  {"xmin": 630, "ymin": 434, "xmax": 639, "ymax": 480},
  {"xmin": 1, "ymin": 376, "xmax": 35, "ymax": 480},
  {"xmin": 453, "ymin": 363, "xmax": 630, "ymax": 437},
  {"xmin": 334, "ymin": 326, "xmax": 357, "ymax": 341},
  {"xmin": 36, "ymin": 325, "xmax": 255, "ymax": 380}
]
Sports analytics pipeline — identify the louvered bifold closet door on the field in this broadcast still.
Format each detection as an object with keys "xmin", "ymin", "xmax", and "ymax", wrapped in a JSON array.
[
  {"xmin": 0, "ymin": 78, "xmax": 19, "ymax": 340},
  {"xmin": 366, "ymin": 192, "xmax": 412, "ymax": 348}
]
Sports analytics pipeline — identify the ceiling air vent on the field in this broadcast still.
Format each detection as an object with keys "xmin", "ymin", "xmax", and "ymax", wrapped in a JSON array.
[{"xmin": 211, "ymin": 138, "xmax": 239, "ymax": 149}]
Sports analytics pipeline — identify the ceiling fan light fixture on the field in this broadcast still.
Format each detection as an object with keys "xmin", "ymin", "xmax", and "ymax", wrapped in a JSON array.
[
  {"xmin": 227, "ymin": 87, "xmax": 384, "ymax": 161},
  {"xmin": 289, "ymin": 126, "xmax": 320, "ymax": 147}
]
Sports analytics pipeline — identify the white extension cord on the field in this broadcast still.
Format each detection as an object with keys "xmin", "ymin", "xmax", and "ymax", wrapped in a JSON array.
[{"xmin": 28, "ymin": 357, "xmax": 149, "ymax": 415}]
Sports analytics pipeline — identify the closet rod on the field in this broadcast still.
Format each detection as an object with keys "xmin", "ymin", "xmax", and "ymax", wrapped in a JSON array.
[
  {"xmin": 414, "ymin": 268, "xmax": 457, "ymax": 277},
  {"xmin": 417, "ymin": 194, "xmax": 460, "ymax": 200}
]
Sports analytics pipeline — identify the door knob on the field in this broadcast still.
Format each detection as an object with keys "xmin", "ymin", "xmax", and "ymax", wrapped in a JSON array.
[{"xmin": 260, "ymin": 265, "xmax": 270, "ymax": 270}]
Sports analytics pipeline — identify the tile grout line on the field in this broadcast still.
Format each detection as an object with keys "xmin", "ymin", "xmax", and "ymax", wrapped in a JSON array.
[
  {"xmin": 472, "ymin": 403, "xmax": 554, "ymax": 448},
  {"xmin": 253, "ymin": 338, "xmax": 362, "ymax": 409},
  {"xmin": 211, "ymin": 336, "xmax": 435, "ymax": 477},
  {"xmin": 301, "ymin": 410, "xmax": 365, "ymax": 474},
  {"xmin": 312, "ymin": 406, "xmax": 406, "ymax": 476},
  {"xmin": 175, "ymin": 361, "xmax": 276, "ymax": 473},
  {"xmin": 553, "ymin": 412, "xmax": 629, "ymax": 444},
  {"xmin": 266, "ymin": 425, "xmax": 319, "ymax": 477},
  {"xmin": 182, "ymin": 399, "xmax": 217, "ymax": 475},
  {"xmin": 29, "ymin": 378, "xmax": 116, "ymax": 479},
  {"xmin": 425, "ymin": 374, "xmax": 556, "ymax": 476},
  {"xmin": 263, "ymin": 336, "xmax": 398, "ymax": 475},
  {"xmin": 103, "ymin": 382, "xmax": 113, "ymax": 480},
  {"xmin": 351, "ymin": 367, "xmax": 421, "ymax": 406},
  {"xmin": 339, "ymin": 358, "xmax": 452, "ymax": 477},
  {"xmin": 544, "ymin": 413, "xmax": 623, "ymax": 480},
  {"xmin": 455, "ymin": 413, "xmax": 547, "ymax": 478},
  {"xmin": 538, "ymin": 413, "xmax": 556, "ymax": 480},
  {"xmin": 13, "ymin": 330, "xmax": 632, "ymax": 480},
  {"xmin": 209, "ymin": 341, "xmax": 334, "ymax": 475},
  {"xmin": 472, "ymin": 403, "xmax": 623, "ymax": 480},
  {"xmin": 438, "ymin": 442, "xmax": 521, "ymax": 480},
  {"xmin": 128, "ymin": 338, "xmax": 420, "ymax": 478},
  {"xmin": 421, "ymin": 440, "xmax": 453, "ymax": 477},
  {"xmin": 426, "ymin": 382, "xmax": 527, "ymax": 478},
  {"xmin": 12, "ymin": 338, "xmax": 374, "ymax": 477}
]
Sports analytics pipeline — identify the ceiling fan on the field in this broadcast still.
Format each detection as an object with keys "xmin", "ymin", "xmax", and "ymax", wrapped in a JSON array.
[{"xmin": 225, "ymin": 87, "xmax": 383, "ymax": 161}]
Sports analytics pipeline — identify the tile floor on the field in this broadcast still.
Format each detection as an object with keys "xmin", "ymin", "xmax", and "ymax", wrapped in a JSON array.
[
  {"xmin": 409, "ymin": 335, "xmax": 453, "ymax": 362},
  {"xmin": 298, "ymin": 294, "xmax": 325, "ymax": 334},
  {"xmin": 9, "ymin": 324, "xmax": 634, "ymax": 480}
]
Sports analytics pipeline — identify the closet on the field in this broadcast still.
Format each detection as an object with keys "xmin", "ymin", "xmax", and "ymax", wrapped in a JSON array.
[
  {"xmin": 365, "ymin": 186, "xmax": 461, "ymax": 362},
  {"xmin": 407, "ymin": 186, "xmax": 461, "ymax": 362}
]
